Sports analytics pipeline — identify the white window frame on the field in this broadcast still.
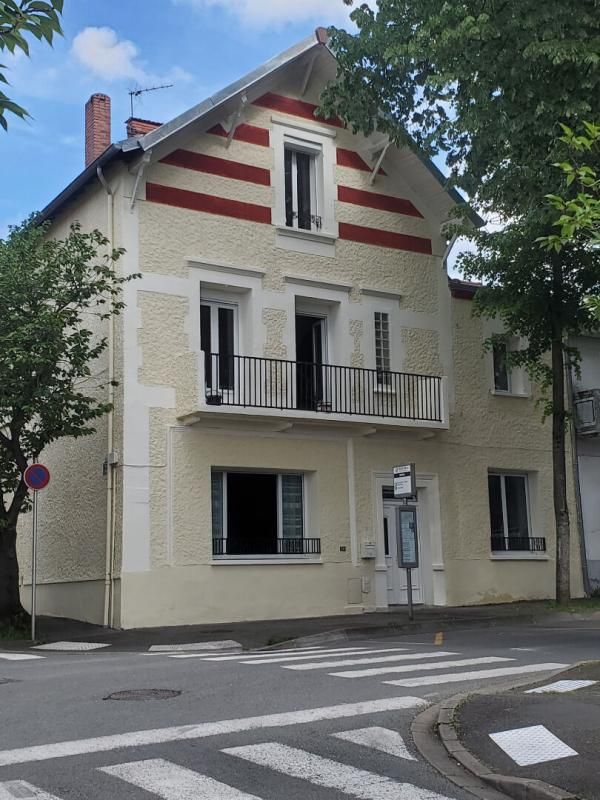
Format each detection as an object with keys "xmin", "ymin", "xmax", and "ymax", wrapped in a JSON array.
[
  {"xmin": 285, "ymin": 140, "xmax": 321, "ymax": 232},
  {"xmin": 374, "ymin": 311, "xmax": 392, "ymax": 388},
  {"xmin": 272, "ymin": 117, "xmax": 337, "ymax": 243},
  {"xmin": 489, "ymin": 471, "xmax": 532, "ymax": 545},
  {"xmin": 488, "ymin": 334, "xmax": 531, "ymax": 398},
  {"xmin": 211, "ymin": 470, "xmax": 313, "ymax": 561},
  {"xmin": 200, "ymin": 298, "xmax": 239, "ymax": 359}
]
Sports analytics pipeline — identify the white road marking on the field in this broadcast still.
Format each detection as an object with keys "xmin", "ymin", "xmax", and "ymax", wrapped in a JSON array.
[
  {"xmin": 526, "ymin": 679, "xmax": 597, "ymax": 694},
  {"xmin": 0, "ymin": 653, "xmax": 45, "ymax": 661},
  {"xmin": 0, "ymin": 696, "xmax": 426, "ymax": 767},
  {"xmin": 102, "ymin": 758, "xmax": 261, "ymax": 799},
  {"xmin": 332, "ymin": 726, "xmax": 416, "ymax": 760},
  {"xmin": 330, "ymin": 656, "xmax": 513, "ymax": 678},
  {"xmin": 32, "ymin": 642, "xmax": 110, "ymax": 651},
  {"xmin": 204, "ymin": 647, "xmax": 371, "ymax": 663},
  {"xmin": 149, "ymin": 640, "xmax": 242, "ymax": 652},
  {"xmin": 489, "ymin": 725, "xmax": 578, "ymax": 766},
  {"xmin": 170, "ymin": 646, "xmax": 330, "ymax": 660},
  {"xmin": 224, "ymin": 742, "xmax": 454, "ymax": 800},
  {"xmin": 0, "ymin": 780, "xmax": 62, "ymax": 798},
  {"xmin": 385, "ymin": 663, "xmax": 569, "ymax": 687},
  {"xmin": 285, "ymin": 650, "xmax": 457, "ymax": 671}
]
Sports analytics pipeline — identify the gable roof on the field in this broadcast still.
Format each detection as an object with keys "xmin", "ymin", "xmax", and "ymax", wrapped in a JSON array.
[{"xmin": 39, "ymin": 28, "xmax": 483, "ymax": 228}]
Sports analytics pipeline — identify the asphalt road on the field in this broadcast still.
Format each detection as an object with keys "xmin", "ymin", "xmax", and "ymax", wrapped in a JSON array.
[{"xmin": 1, "ymin": 623, "xmax": 599, "ymax": 799}]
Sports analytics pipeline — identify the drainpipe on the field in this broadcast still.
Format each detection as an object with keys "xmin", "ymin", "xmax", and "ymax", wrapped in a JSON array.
[
  {"xmin": 97, "ymin": 165, "xmax": 116, "ymax": 627},
  {"xmin": 566, "ymin": 362, "xmax": 591, "ymax": 596}
]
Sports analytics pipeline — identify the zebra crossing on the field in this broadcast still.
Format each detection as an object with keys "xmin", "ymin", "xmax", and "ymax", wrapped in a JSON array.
[
  {"xmin": 164, "ymin": 643, "xmax": 568, "ymax": 692},
  {"xmin": 0, "ymin": 702, "xmax": 456, "ymax": 799}
]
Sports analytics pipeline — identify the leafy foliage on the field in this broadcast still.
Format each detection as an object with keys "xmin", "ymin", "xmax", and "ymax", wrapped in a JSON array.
[
  {"xmin": 0, "ymin": 0, "xmax": 64, "ymax": 129},
  {"xmin": 324, "ymin": 1, "xmax": 600, "ymax": 219},
  {"xmin": 0, "ymin": 218, "xmax": 134, "ymax": 532},
  {"xmin": 541, "ymin": 123, "xmax": 600, "ymax": 324}
]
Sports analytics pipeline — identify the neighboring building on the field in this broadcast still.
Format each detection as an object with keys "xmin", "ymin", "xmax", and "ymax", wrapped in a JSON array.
[
  {"xmin": 19, "ymin": 30, "xmax": 585, "ymax": 628},
  {"xmin": 572, "ymin": 335, "xmax": 600, "ymax": 590}
]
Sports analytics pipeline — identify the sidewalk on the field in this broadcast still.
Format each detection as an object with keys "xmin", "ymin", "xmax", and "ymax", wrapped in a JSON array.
[
  {"xmin": 440, "ymin": 662, "xmax": 600, "ymax": 800},
  {"xmin": 1, "ymin": 600, "xmax": 558, "ymax": 652}
]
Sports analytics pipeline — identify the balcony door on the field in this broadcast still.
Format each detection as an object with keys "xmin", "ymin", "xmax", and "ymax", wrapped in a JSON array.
[
  {"xmin": 200, "ymin": 300, "xmax": 237, "ymax": 400},
  {"xmin": 295, "ymin": 313, "xmax": 327, "ymax": 411}
]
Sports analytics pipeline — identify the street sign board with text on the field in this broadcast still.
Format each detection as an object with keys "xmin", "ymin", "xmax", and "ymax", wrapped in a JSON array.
[{"xmin": 393, "ymin": 463, "xmax": 415, "ymax": 498}]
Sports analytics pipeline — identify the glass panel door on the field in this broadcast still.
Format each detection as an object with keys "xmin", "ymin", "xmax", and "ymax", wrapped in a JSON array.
[{"xmin": 201, "ymin": 301, "xmax": 237, "ymax": 396}]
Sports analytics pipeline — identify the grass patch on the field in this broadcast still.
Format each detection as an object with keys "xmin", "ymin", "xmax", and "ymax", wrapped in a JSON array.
[
  {"xmin": 547, "ymin": 597, "xmax": 600, "ymax": 613},
  {"xmin": 0, "ymin": 626, "xmax": 29, "ymax": 641}
]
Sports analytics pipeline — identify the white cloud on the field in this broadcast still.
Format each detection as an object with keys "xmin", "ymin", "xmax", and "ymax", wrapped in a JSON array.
[
  {"xmin": 71, "ymin": 27, "xmax": 147, "ymax": 82},
  {"xmin": 174, "ymin": 0, "xmax": 353, "ymax": 28}
]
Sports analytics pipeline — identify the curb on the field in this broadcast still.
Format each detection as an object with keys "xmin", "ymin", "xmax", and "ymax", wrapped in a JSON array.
[
  {"xmin": 266, "ymin": 612, "xmax": 542, "ymax": 650},
  {"xmin": 433, "ymin": 666, "xmax": 581, "ymax": 800}
]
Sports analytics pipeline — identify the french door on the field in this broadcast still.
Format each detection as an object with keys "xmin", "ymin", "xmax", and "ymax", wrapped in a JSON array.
[{"xmin": 200, "ymin": 301, "xmax": 237, "ymax": 396}]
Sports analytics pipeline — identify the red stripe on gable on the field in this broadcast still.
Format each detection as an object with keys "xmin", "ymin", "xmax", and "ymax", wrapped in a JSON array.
[
  {"xmin": 160, "ymin": 150, "xmax": 271, "ymax": 186},
  {"xmin": 253, "ymin": 92, "xmax": 344, "ymax": 128},
  {"xmin": 208, "ymin": 123, "xmax": 270, "ymax": 148},
  {"xmin": 336, "ymin": 148, "xmax": 387, "ymax": 176},
  {"xmin": 146, "ymin": 183, "xmax": 271, "ymax": 224},
  {"xmin": 339, "ymin": 222, "xmax": 432, "ymax": 255},
  {"xmin": 338, "ymin": 185, "xmax": 422, "ymax": 218}
]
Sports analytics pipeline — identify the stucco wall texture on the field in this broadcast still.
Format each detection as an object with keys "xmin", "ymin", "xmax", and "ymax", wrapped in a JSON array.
[
  {"xmin": 24, "ymin": 72, "xmax": 585, "ymax": 628},
  {"xmin": 17, "ymin": 183, "xmax": 111, "ymax": 624}
]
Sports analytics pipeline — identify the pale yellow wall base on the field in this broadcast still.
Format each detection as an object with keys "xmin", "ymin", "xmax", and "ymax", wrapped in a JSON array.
[
  {"xmin": 20, "ymin": 579, "xmax": 105, "ymax": 626},
  {"xmin": 119, "ymin": 563, "xmax": 367, "ymax": 629}
]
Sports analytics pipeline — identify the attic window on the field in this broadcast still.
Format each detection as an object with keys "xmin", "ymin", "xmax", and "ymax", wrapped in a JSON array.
[{"xmin": 284, "ymin": 140, "xmax": 322, "ymax": 232}]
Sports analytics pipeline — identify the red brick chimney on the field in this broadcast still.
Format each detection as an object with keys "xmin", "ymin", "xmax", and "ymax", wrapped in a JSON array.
[{"xmin": 85, "ymin": 93, "xmax": 111, "ymax": 167}]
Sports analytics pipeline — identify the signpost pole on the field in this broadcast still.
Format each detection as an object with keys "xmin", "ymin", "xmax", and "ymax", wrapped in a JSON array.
[
  {"xmin": 406, "ymin": 566, "xmax": 414, "ymax": 621},
  {"xmin": 31, "ymin": 490, "xmax": 38, "ymax": 642}
]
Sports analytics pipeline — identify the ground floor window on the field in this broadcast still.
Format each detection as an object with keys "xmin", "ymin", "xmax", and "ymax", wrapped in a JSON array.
[
  {"xmin": 488, "ymin": 472, "xmax": 544, "ymax": 552},
  {"xmin": 211, "ymin": 470, "xmax": 320, "ymax": 557}
]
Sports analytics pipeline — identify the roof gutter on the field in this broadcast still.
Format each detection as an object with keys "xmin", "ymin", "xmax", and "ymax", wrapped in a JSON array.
[{"xmin": 37, "ymin": 143, "xmax": 136, "ymax": 224}]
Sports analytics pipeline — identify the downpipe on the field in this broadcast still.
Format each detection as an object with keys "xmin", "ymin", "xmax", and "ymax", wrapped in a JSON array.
[{"xmin": 97, "ymin": 166, "xmax": 116, "ymax": 628}]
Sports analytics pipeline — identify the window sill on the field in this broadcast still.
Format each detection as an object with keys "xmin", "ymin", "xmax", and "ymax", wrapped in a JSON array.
[
  {"xmin": 491, "ymin": 389, "xmax": 530, "ymax": 399},
  {"xmin": 211, "ymin": 558, "xmax": 323, "ymax": 566},
  {"xmin": 275, "ymin": 225, "xmax": 337, "ymax": 245},
  {"xmin": 490, "ymin": 552, "xmax": 549, "ymax": 561}
]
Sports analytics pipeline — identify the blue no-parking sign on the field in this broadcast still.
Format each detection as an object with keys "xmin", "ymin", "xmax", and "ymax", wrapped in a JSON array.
[{"xmin": 24, "ymin": 463, "xmax": 50, "ymax": 491}]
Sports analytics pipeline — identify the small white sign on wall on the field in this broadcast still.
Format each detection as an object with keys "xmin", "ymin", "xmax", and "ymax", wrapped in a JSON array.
[{"xmin": 393, "ymin": 464, "xmax": 416, "ymax": 498}]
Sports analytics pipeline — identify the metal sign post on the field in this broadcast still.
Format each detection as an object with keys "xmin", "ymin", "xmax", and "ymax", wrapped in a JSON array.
[
  {"xmin": 397, "ymin": 506, "xmax": 419, "ymax": 622},
  {"xmin": 23, "ymin": 464, "xmax": 51, "ymax": 642}
]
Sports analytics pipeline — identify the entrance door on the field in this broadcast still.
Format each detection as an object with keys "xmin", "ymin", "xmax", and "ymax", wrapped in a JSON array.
[
  {"xmin": 200, "ymin": 301, "xmax": 236, "ymax": 397},
  {"xmin": 383, "ymin": 503, "xmax": 424, "ymax": 605},
  {"xmin": 295, "ymin": 314, "xmax": 326, "ymax": 410}
]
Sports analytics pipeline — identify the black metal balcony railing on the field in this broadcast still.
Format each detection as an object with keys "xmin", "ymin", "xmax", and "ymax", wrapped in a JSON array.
[
  {"xmin": 204, "ymin": 353, "xmax": 443, "ymax": 423},
  {"xmin": 491, "ymin": 536, "xmax": 547, "ymax": 553},
  {"xmin": 212, "ymin": 538, "xmax": 321, "ymax": 556}
]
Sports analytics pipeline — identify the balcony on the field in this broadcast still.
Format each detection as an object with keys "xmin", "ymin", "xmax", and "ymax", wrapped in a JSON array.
[
  {"xmin": 185, "ymin": 353, "xmax": 447, "ymax": 432},
  {"xmin": 491, "ymin": 536, "xmax": 547, "ymax": 553},
  {"xmin": 213, "ymin": 537, "xmax": 321, "ymax": 557}
]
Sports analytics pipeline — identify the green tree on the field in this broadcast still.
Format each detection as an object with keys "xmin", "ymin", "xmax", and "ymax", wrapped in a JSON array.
[
  {"xmin": 0, "ymin": 219, "xmax": 133, "ymax": 626},
  {"xmin": 322, "ymin": 1, "xmax": 600, "ymax": 602},
  {"xmin": 543, "ymin": 122, "xmax": 600, "ymax": 320},
  {"xmin": 0, "ymin": 0, "xmax": 64, "ymax": 130}
]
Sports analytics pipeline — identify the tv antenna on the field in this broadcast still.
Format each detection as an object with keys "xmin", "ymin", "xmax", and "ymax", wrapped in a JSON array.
[{"xmin": 128, "ymin": 83, "xmax": 173, "ymax": 117}]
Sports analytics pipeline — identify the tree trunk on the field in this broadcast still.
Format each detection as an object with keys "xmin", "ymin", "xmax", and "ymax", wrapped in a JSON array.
[
  {"xmin": 552, "ymin": 337, "xmax": 571, "ymax": 604},
  {"xmin": 0, "ymin": 524, "xmax": 25, "ymax": 625}
]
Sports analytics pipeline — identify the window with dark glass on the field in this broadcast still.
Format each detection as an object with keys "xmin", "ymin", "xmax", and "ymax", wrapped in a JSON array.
[
  {"xmin": 200, "ymin": 302, "xmax": 236, "ymax": 393},
  {"xmin": 284, "ymin": 146, "xmax": 320, "ymax": 231},
  {"xmin": 211, "ymin": 471, "xmax": 314, "ymax": 556},
  {"xmin": 488, "ymin": 472, "xmax": 538, "ymax": 551},
  {"xmin": 493, "ymin": 340, "xmax": 511, "ymax": 392}
]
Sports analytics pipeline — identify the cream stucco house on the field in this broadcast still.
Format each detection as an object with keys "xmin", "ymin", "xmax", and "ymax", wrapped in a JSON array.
[{"xmin": 21, "ymin": 29, "xmax": 585, "ymax": 629}]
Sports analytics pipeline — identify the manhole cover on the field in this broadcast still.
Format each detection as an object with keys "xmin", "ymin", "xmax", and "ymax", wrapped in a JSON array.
[{"xmin": 104, "ymin": 689, "xmax": 182, "ymax": 701}]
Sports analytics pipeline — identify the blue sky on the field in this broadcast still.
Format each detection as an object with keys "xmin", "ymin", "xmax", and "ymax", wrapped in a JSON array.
[{"xmin": 0, "ymin": 0, "xmax": 472, "ymax": 271}]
